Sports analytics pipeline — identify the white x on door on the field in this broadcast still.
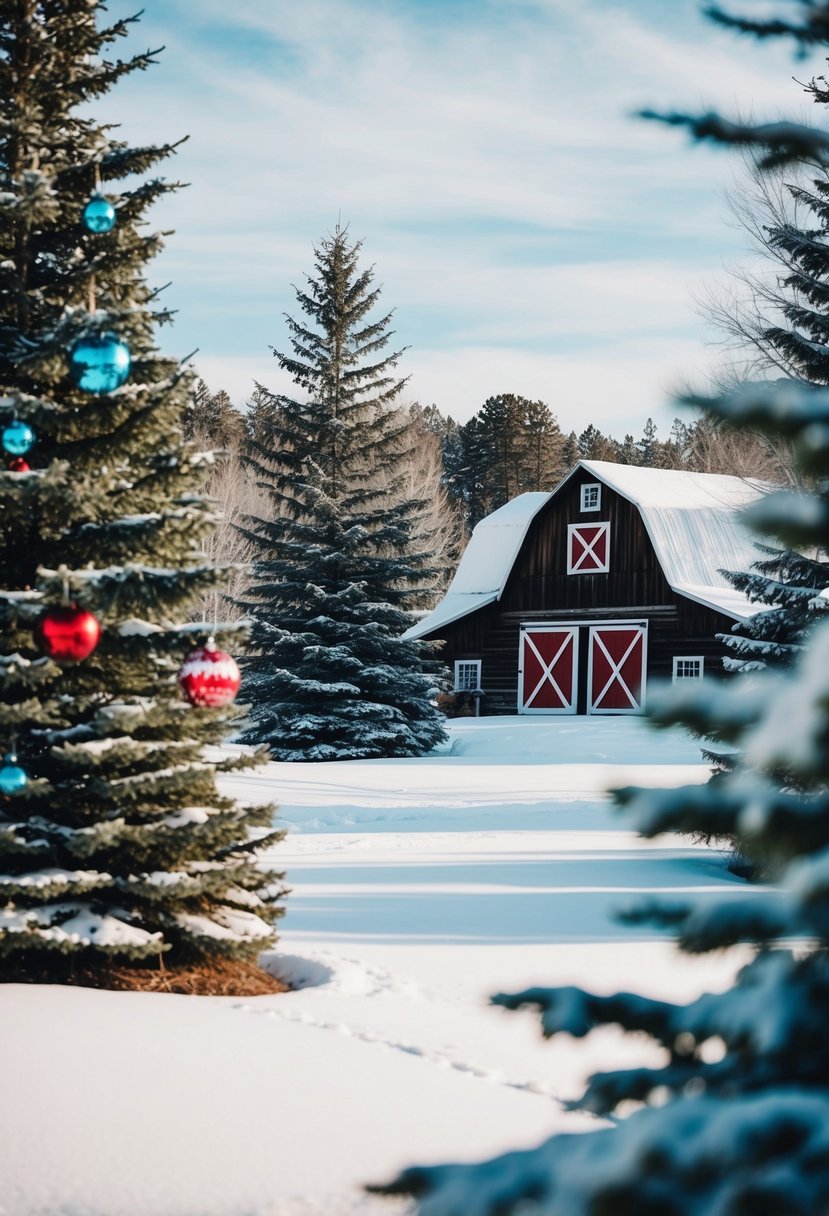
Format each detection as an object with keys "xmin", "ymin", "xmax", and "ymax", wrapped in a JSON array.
[
  {"xmin": 588, "ymin": 624, "xmax": 647, "ymax": 714},
  {"xmin": 519, "ymin": 627, "xmax": 579, "ymax": 714}
]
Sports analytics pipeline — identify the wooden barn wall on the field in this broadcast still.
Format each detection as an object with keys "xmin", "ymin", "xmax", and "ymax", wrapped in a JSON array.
[{"xmin": 434, "ymin": 469, "xmax": 741, "ymax": 714}]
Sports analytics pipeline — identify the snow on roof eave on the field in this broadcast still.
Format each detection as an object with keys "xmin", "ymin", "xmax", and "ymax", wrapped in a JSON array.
[
  {"xmin": 402, "ymin": 592, "xmax": 499, "ymax": 641},
  {"xmin": 672, "ymin": 582, "xmax": 767, "ymax": 622}
]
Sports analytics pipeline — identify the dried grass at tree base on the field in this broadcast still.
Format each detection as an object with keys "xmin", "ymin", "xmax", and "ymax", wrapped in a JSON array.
[{"xmin": 0, "ymin": 953, "xmax": 289, "ymax": 996}]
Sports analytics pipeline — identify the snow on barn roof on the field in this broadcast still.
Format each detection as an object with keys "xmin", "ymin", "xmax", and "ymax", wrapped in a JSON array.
[
  {"xmin": 579, "ymin": 460, "xmax": 768, "ymax": 617},
  {"xmin": 403, "ymin": 493, "xmax": 549, "ymax": 639},
  {"xmin": 404, "ymin": 461, "xmax": 770, "ymax": 641}
]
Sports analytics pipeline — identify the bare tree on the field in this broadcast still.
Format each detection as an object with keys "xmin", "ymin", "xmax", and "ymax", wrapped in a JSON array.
[{"xmin": 189, "ymin": 425, "xmax": 273, "ymax": 625}]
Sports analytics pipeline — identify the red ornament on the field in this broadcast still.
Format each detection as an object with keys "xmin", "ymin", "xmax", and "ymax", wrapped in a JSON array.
[
  {"xmin": 8, "ymin": 457, "xmax": 29, "ymax": 472},
  {"xmin": 35, "ymin": 604, "xmax": 101, "ymax": 662},
  {"xmin": 178, "ymin": 638, "xmax": 241, "ymax": 707}
]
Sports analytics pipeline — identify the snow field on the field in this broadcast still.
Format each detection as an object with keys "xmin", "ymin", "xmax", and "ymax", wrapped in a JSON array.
[{"xmin": 0, "ymin": 718, "xmax": 751, "ymax": 1216}]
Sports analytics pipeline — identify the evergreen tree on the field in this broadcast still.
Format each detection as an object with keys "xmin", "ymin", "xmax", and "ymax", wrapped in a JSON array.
[
  {"xmin": 522, "ymin": 398, "xmax": 564, "ymax": 490},
  {"xmin": 637, "ymin": 415, "xmax": 659, "ymax": 465},
  {"xmin": 577, "ymin": 422, "xmax": 617, "ymax": 460},
  {"xmin": 561, "ymin": 429, "xmax": 579, "ymax": 471},
  {"xmin": 236, "ymin": 225, "xmax": 446, "ymax": 761},
  {"xmin": 718, "ymin": 543, "xmax": 829, "ymax": 672},
  {"xmin": 477, "ymin": 393, "xmax": 528, "ymax": 506},
  {"xmin": 182, "ymin": 377, "xmax": 211, "ymax": 440},
  {"xmin": 0, "ymin": 2, "xmax": 285, "ymax": 978},
  {"xmin": 184, "ymin": 380, "xmax": 244, "ymax": 448},
  {"xmin": 450, "ymin": 394, "xmax": 564, "ymax": 527},
  {"xmin": 374, "ymin": 5, "xmax": 829, "ymax": 1212},
  {"xmin": 616, "ymin": 433, "xmax": 638, "ymax": 464}
]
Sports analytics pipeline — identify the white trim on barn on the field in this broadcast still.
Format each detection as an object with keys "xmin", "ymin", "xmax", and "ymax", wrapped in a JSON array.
[
  {"xmin": 580, "ymin": 482, "xmax": 601, "ymax": 512},
  {"xmin": 673, "ymin": 655, "xmax": 705, "ymax": 682},
  {"xmin": 587, "ymin": 622, "xmax": 648, "ymax": 715},
  {"xmin": 567, "ymin": 521, "xmax": 611, "ymax": 574},
  {"xmin": 518, "ymin": 625, "xmax": 579, "ymax": 714},
  {"xmin": 454, "ymin": 659, "xmax": 482, "ymax": 691}
]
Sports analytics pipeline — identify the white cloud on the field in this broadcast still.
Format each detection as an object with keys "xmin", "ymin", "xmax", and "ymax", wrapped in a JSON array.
[{"xmin": 104, "ymin": 0, "xmax": 817, "ymax": 437}]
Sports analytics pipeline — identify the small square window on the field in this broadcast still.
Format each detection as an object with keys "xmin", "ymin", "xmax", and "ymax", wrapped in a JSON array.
[
  {"xmin": 580, "ymin": 483, "xmax": 601, "ymax": 512},
  {"xmin": 673, "ymin": 656, "xmax": 704, "ymax": 682},
  {"xmin": 454, "ymin": 660, "xmax": 482, "ymax": 691}
]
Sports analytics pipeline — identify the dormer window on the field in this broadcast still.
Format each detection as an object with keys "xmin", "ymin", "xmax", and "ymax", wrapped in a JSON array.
[{"xmin": 580, "ymin": 483, "xmax": 601, "ymax": 512}]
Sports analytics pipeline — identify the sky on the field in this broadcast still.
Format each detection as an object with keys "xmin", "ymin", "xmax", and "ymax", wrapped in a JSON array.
[{"xmin": 100, "ymin": 0, "xmax": 821, "ymax": 438}]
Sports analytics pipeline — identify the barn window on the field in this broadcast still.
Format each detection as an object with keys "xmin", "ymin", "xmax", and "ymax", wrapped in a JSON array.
[
  {"xmin": 454, "ymin": 660, "xmax": 482, "ymax": 691},
  {"xmin": 673, "ymin": 656, "xmax": 704, "ymax": 682},
  {"xmin": 580, "ymin": 482, "xmax": 601, "ymax": 512},
  {"xmin": 567, "ymin": 522, "xmax": 610, "ymax": 574}
]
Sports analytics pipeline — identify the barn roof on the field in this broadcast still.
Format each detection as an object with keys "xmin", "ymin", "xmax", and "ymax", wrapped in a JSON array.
[{"xmin": 405, "ymin": 460, "xmax": 770, "ymax": 641}]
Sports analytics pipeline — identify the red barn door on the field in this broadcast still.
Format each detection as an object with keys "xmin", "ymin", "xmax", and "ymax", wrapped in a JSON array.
[
  {"xmin": 588, "ymin": 624, "xmax": 647, "ymax": 714},
  {"xmin": 519, "ymin": 627, "xmax": 579, "ymax": 714}
]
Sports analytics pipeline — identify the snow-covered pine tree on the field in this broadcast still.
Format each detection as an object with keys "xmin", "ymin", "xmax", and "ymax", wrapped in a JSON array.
[
  {"xmin": 372, "ymin": 6, "xmax": 829, "ymax": 1213},
  {"xmin": 716, "ymin": 543, "xmax": 829, "ymax": 672},
  {"xmin": 0, "ymin": 1, "xmax": 285, "ymax": 981},
  {"xmin": 236, "ymin": 225, "xmax": 446, "ymax": 761}
]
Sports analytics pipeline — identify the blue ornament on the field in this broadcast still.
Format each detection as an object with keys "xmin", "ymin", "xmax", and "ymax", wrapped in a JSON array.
[
  {"xmin": 2, "ymin": 419, "xmax": 35, "ymax": 456},
  {"xmin": 69, "ymin": 333, "xmax": 131, "ymax": 395},
  {"xmin": 82, "ymin": 194, "xmax": 117, "ymax": 234},
  {"xmin": 0, "ymin": 753, "xmax": 28, "ymax": 795}
]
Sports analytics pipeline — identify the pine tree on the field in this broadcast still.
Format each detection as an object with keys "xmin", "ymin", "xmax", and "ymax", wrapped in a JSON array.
[
  {"xmin": 374, "ymin": 5, "xmax": 829, "ymax": 1212},
  {"xmin": 577, "ymin": 422, "xmax": 617, "ymax": 460},
  {"xmin": 184, "ymin": 381, "xmax": 244, "ymax": 448},
  {"xmin": 560, "ymin": 430, "xmax": 579, "ymax": 471},
  {"xmin": 522, "ymin": 398, "xmax": 564, "ymax": 491},
  {"xmin": 236, "ymin": 225, "xmax": 446, "ymax": 761},
  {"xmin": 718, "ymin": 544, "xmax": 829, "ymax": 672},
  {"xmin": 0, "ymin": 2, "xmax": 285, "ymax": 978},
  {"xmin": 636, "ymin": 416, "xmax": 659, "ymax": 465}
]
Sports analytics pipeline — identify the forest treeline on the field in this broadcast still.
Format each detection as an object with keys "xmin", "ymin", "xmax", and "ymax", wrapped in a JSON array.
[{"xmin": 186, "ymin": 381, "xmax": 794, "ymax": 615}]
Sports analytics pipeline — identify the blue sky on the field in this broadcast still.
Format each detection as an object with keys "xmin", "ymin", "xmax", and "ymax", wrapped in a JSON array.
[{"xmin": 102, "ymin": 0, "xmax": 819, "ymax": 436}]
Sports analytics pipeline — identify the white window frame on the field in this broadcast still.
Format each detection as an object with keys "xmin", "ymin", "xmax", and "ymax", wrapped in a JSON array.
[
  {"xmin": 567, "ymin": 521, "xmax": 611, "ymax": 575},
  {"xmin": 454, "ymin": 659, "xmax": 482, "ymax": 691},
  {"xmin": 580, "ymin": 482, "xmax": 601, "ymax": 512},
  {"xmin": 672, "ymin": 656, "xmax": 704, "ymax": 683}
]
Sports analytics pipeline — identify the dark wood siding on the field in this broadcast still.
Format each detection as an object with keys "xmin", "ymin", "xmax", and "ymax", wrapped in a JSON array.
[{"xmin": 427, "ymin": 469, "xmax": 740, "ymax": 714}]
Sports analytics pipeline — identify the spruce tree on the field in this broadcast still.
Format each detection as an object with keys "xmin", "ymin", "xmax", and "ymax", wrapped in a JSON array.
[
  {"xmin": 0, "ymin": 2, "xmax": 285, "ymax": 978},
  {"xmin": 236, "ymin": 225, "xmax": 446, "ymax": 761},
  {"xmin": 374, "ymin": 6, "xmax": 829, "ymax": 1212}
]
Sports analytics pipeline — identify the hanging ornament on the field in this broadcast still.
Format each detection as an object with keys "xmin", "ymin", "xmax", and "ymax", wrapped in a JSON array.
[
  {"xmin": 69, "ymin": 332, "xmax": 131, "ymax": 395},
  {"xmin": 0, "ymin": 753, "xmax": 28, "ymax": 796},
  {"xmin": 7, "ymin": 456, "xmax": 30, "ymax": 472},
  {"xmin": 179, "ymin": 637, "xmax": 241, "ymax": 707},
  {"xmin": 2, "ymin": 419, "xmax": 35, "ymax": 456},
  {"xmin": 82, "ymin": 194, "xmax": 116, "ymax": 234},
  {"xmin": 35, "ymin": 604, "xmax": 101, "ymax": 663}
]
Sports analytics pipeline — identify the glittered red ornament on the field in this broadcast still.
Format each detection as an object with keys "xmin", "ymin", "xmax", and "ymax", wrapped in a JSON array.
[
  {"xmin": 35, "ymin": 604, "xmax": 101, "ymax": 662},
  {"xmin": 8, "ymin": 457, "xmax": 30, "ymax": 472},
  {"xmin": 178, "ymin": 638, "xmax": 241, "ymax": 707}
]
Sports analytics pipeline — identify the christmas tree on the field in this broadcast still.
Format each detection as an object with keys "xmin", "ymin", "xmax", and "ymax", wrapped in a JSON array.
[
  {"xmin": 236, "ymin": 225, "xmax": 446, "ymax": 761},
  {"xmin": 373, "ymin": 5, "xmax": 829, "ymax": 1212},
  {"xmin": 0, "ymin": 1, "xmax": 285, "ymax": 981}
]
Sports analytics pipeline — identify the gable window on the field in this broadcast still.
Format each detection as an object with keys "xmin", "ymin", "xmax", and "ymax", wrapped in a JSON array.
[
  {"xmin": 454, "ymin": 659, "xmax": 482, "ymax": 691},
  {"xmin": 580, "ymin": 482, "xmax": 601, "ymax": 512},
  {"xmin": 567, "ymin": 521, "xmax": 610, "ymax": 574},
  {"xmin": 673, "ymin": 656, "xmax": 704, "ymax": 682}
]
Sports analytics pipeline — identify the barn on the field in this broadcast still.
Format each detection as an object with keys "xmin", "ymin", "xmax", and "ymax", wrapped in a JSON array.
[{"xmin": 406, "ymin": 459, "xmax": 769, "ymax": 716}]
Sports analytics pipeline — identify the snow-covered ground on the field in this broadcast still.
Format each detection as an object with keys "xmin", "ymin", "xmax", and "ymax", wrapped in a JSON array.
[{"xmin": 0, "ymin": 718, "xmax": 754, "ymax": 1216}]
